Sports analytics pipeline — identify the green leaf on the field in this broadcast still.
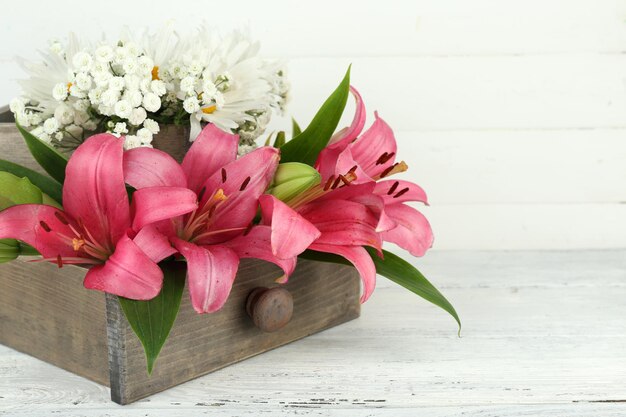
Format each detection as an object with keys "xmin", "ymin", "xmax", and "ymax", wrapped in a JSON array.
[
  {"xmin": 0, "ymin": 172, "xmax": 51, "ymax": 262},
  {"xmin": 0, "ymin": 159, "xmax": 63, "ymax": 204},
  {"xmin": 118, "ymin": 262, "xmax": 186, "ymax": 374},
  {"xmin": 299, "ymin": 248, "xmax": 461, "ymax": 333},
  {"xmin": 16, "ymin": 122, "xmax": 68, "ymax": 184},
  {"xmin": 292, "ymin": 118, "xmax": 302, "ymax": 137},
  {"xmin": 279, "ymin": 66, "xmax": 351, "ymax": 165},
  {"xmin": 0, "ymin": 171, "xmax": 43, "ymax": 209},
  {"xmin": 273, "ymin": 131, "xmax": 286, "ymax": 148}
]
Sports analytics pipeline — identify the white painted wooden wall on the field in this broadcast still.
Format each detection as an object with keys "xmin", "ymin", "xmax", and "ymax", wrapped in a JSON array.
[{"xmin": 1, "ymin": 0, "xmax": 625, "ymax": 250}]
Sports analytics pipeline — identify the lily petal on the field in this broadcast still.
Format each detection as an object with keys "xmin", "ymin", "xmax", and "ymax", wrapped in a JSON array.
[
  {"xmin": 259, "ymin": 195, "xmax": 320, "ymax": 259},
  {"xmin": 374, "ymin": 180, "xmax": 428, "ymax": 205},
  {"xmin": 309, "ymin": 243, "xmax": 376, "ymax": 303},
  {"xmin": 382, "ymin": 203, "xmax": 434, "ymax": 257},
  {"xmin": 350, "ymin": 113, "xmax": 397, "ymax": 179},
  {"xmin": 63, "ymin": 134, "xmax": 130, "ymax": 248},
  {"xmin": 132, "ymin": 224, "xmax": 176, "ymax": 263},
  {"xmin": 182, "ymin": 124, "xmax": 239, "ymax": 194},
  {"xmin": 124, "ymin": 147, "xmax": 187, "ymax": 189},
  {"xmin": 328, "ymin": 86, "xmax": 366, "ymax": 147},
  {"xmin": 171, "ymin": 237, "xmax": 239, "ymax": 314},
  {"xmin": 199, "ymin": 147, "xmax": 279, "ymax": 241},
  {"xmin": 83, "ymin": 233, "xmax": 163, "ymax": 300},
  {"xmin": 0, "ymin": 204, "xmax": 80, "ymax": 258},
  {"xmin": 223, "ymin": 225, "xmax": 297, "ymax": 283},
  {"xmin": 299, "ymin": 200, "xmax": 382, "ymax": 251},
  {"xmin": 131, "ymin": 186, "xmax": 198, "ymax": 231}
]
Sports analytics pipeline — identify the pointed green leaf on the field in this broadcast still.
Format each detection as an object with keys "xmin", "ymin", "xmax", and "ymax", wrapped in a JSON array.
[
  {"xmin": 0, "ymin": 171, "xmax": 43, "ymax": 209},
  {"xmin": 299, "ymin": 248, "xmax": 461, "ymax": 332},
  {"xmin": 273, "ymin": 131, "xmax": 286, "ymax": 148},
  {"xmin": 292, "ymin": 118, "xmax": 302, "ymax": 137},
  {"xmin": 279, "ymin": 66, "xmax": 351, "ymax": 165},
  {"xmin": 0, "ymin": 239, "xmax": 20, "ymax": 263},
  {"xmin": 0, "ymin": 159, "xmax": 63, "ymax": 204},
  {"xmin": 118, "ymin": 262, "xmax": 186, "ymax": 373},
  {"xmin": 0, "ymin": 172, "xmax": 49, "ymax": 262},
  {"xmin": 16, "ymin": 122, "xmax": 68, "ymax": 184}
]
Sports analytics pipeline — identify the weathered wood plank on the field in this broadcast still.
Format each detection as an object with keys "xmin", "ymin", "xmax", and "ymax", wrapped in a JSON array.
[
  {"xmin": 107, "ymin": 259, "xmax": 360, "ymax": 404},
  {"xmin": 0, "ymin": 260, "xmax": 110, "ymax": 385}
]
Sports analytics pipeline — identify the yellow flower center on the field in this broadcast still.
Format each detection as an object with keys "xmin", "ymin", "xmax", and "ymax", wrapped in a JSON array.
[
  {"xmin": 212, "ymin": 188, "xmax": 227, "ymax": 202},
  {"xmin": 67, "ymin": 82, "xmax": 73, "ymax": 92},
  {"xmin": 72, "ymin": 238, "xmax": 85, "ymax": 251},
  {"xmin": 151, "ymin": 66, "xmax": 160, "ymax": 81},
  {"xmin": 201, "ymin": 105, "xmax": 217, "ymax": 114}
]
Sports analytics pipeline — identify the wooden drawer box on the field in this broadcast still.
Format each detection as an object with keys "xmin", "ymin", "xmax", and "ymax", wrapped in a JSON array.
[{"xmin": 0, "ymin": 113, "xmax": 361, "ymax": 404}]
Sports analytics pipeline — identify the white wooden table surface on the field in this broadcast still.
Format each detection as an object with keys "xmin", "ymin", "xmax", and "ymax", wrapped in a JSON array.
[{"xmin": 1, "ymin": 250, "xmax": 625, "ymax": 416}]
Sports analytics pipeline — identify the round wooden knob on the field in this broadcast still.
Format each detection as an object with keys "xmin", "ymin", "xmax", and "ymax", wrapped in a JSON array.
[{"xmin": 246, "ymin": 287, "xmax": 293, "ymax": 332}]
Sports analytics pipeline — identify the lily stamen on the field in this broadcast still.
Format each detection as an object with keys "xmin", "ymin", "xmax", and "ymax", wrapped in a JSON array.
[
  {"xmin": 240, "ymin": 177, "xmax": 251, "ymax": 191},
  {"xmin": 387, "ymin": 181, "xmax": 400, "ymax": 195},
  {"xmin": 394, "ymin": 188, "xmax": 409, "ymax": 198},
  {"xmin": 379, "ymin": 161, "xmax": 408, "ymax": 178}
]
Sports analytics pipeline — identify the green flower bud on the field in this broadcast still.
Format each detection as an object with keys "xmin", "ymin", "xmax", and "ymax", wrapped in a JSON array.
[{"xmin": 268, "ymin": 162, "xmax": 321, "ymax": 203}]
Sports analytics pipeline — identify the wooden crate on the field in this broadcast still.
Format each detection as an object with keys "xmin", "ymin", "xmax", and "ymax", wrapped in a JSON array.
[{"xmin": 0, "ymin": 114, "xmax": 361, "ymax": 404}]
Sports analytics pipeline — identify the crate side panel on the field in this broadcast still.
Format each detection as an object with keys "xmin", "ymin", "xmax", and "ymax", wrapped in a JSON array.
[
  {"xmin": 0, "ymin": 260, "xmax": 109, "ymax": 385},
  {"xmin": 112, "ymin": 259, "xmax": 360, "ymax": 404}
]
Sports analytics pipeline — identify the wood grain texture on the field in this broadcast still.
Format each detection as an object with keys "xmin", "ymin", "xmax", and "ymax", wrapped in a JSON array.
[
  {"xmin": 106, "ymin": 259, "xmax": 360, "ymax": 405},
  {"xmin": 0, "ymin": 259, "xmax": 109, "ymax": 385},
  {"xmin": 1, "ymin": 250, "xmax": 624, "ymax": 416},
  {"xmin": 0, "ymin": 123, "xmax": 48, "ymax": 174}
]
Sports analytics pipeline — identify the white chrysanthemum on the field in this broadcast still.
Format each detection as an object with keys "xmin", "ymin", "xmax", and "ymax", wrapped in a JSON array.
[
  {"xmin": 108, "ymin": 76, "xmax": 125, "ymax": 91},
  {"xmin": 29, "ymin": 113, "xmax": 42, "ymax": 126},
  {"xmin": 114, "ymin": 100, "xmax": 132, "ymax": 118},
  {"xmin": 123, "ymin": 135, "xmax": 141, "ymax": 150},
  {"xmin": 43, "ymin": 117, "xmax": 59, "ymax": 134},
  {"xmin": 150, "ymin": 80, "xmax": 166, "ymax": 96},
  {"xmin": 167, "ymin": 26, "xmax": 286, "ymax": 141},
  {"xmin": 137, "ymin": 56, "xmax": 154, "ymax": 75},
  {"xmin": 142, "ymin": 93, "xmax": 161, "ymax": 112},
  {"xmin": 54, "ymin": 103, "xmax": 74, "ymax": 125},
  {"xmin": 143, "ymin": 118, "xmax": 160, "ymax": 134},
  {"xmin": 128, "ymin": 107, "xmax": 147, "ymax": 126},
  {"xmin": 183, "ymin": 96, "xmax": 200, "ymax": 113},
  {"xmin": 179, "ymin": 76, "xmax": 196, "ymax": 94},
  {"xmin": 52, "ymin": 83, "xmax": 69, "ymax": 101},
  {"xmin": 113, "ymin": 122, "xmax": 128, "ymax": 135},
  {"xmin": 124, "ymin": 74, "xmax": 141, "ymax": 91},
  {"xmin": 137, "ymin": 127, "xmax": 153, "ymax": 143},
  {"xmin": 75, "ymin": 72, "xmax": 92, "ymax": 91},
  {"xmin": 126, "ymin": 90, "xmax": 143, "ymax": 108},
  {"xmin": 101, "ymin": 89, "xmax": 120, "ymax": 107},
  {"xmin": 95, "ymin": 45, "xmax": 114, "ymax": 62},
  {"xmin": 72, "ymin": 52, "xmax": 93, "ymax": 72},
  {"xmin": 9, "ymin": 98, "xmax": 25, "ymax": 113},
  {"xmin": 122, "ymin": 58, "xmax": 138, "ymax": 74}
]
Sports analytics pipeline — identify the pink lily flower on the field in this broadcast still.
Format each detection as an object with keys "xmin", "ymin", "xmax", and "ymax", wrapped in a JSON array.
[
  {"xmin": 124, "ymin": 124, "xmax": 300, "ymax": 314},
  {"xmin": 0, "ymin": 134, "xmax": 196, "ymax": 300},
  {"xmin": 315, "ymin": 86, "xmax": 434, "ymax": 258},
  {"xmin": 263, "ymin": 87, "xmax": 434, "ymax": 302}
]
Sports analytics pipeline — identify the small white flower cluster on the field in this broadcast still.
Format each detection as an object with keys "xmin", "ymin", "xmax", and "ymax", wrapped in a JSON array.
[
  {"xmin": 13, "ymin": 35, "xmax": 165, "ymax": 149},
  {"xmin": 11, "ymin": 26, "xmax": 288, "ymax": 152}
]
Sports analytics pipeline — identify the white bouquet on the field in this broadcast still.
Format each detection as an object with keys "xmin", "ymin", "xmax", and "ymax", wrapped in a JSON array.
[{"xmin": 9, "ymin": 24, "xmax": 289, "ymax": 153}]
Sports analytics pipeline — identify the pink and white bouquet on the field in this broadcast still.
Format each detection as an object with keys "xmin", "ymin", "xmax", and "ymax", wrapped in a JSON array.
[{"xmin": 2, "ymin": 48, "xmax": 459, "ymax": 371}]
